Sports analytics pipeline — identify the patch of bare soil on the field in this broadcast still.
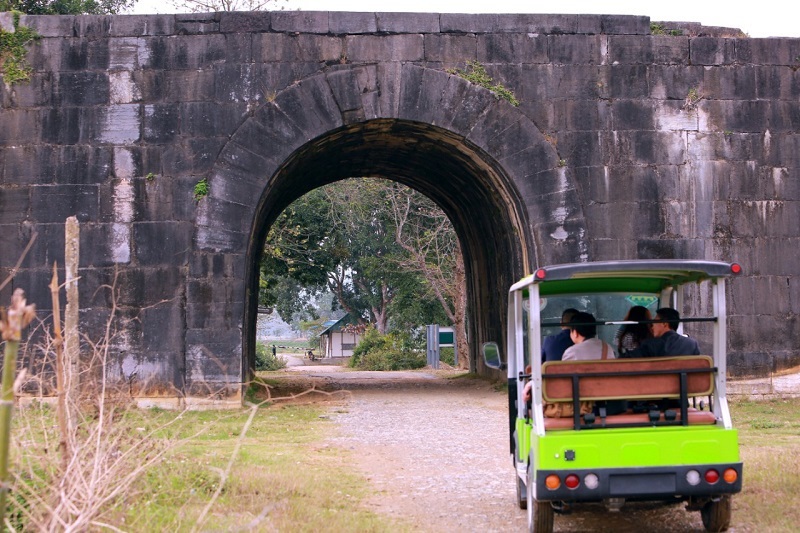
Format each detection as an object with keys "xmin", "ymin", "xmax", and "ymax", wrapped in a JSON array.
[{"xmin": 309, "ymin": 371, "xmax": 711, "ymax": 533}]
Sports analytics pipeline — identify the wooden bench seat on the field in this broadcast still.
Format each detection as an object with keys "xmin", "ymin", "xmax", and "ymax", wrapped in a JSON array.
[{"xmin": 540, "ymin": 355, "xmax": 718, "ymax": 431}]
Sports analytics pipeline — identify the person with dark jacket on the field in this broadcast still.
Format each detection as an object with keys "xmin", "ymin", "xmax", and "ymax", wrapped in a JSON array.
[
  {"xmin": 541, "ymin": 308, "xmax": 579, "ymax": 362},
  {"xmin": 622, "ymin": 308, "xmax": 700, "ymax": 357}
]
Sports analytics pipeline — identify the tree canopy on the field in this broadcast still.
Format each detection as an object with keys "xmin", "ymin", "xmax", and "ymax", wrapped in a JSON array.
[
  {"xmin": 1, "ymin": 0, "xmax": 133, "ymax": 14},
  {"xmin": 259, "ymin": 178, "xmax": 460, "ymax": 332}
]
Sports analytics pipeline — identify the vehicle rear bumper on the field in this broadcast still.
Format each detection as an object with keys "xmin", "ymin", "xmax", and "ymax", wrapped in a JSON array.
[{"xmin": 535, "ymin": 463, "xmax": 742, "ymax": 501}]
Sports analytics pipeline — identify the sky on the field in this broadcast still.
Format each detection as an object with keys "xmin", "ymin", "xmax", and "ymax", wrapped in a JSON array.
[{"xmin": 129, "ymin": 0, "xmax": 798, "ymax": 39}]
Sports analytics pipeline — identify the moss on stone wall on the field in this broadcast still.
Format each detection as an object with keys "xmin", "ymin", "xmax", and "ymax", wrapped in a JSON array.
[{"xmin": 0, "ymin": 12, "xmax": 39, "ymax": 85}]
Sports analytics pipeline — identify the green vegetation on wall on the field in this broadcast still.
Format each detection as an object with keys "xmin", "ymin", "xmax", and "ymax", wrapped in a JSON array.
[
  {"xmin": 0, "ymin": 12, "xmax": 39, "ymax": 85},
  {"xmin": 193, "ymin": 177, "xmax": 209, "ymax": 201},
  {"xmin": 447, "ymin": 60, "xmax": 520, "ymax": 107}
]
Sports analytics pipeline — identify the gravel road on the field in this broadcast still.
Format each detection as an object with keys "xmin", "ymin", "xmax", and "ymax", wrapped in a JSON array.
[{"xmin": 314, "ymin": 369, "xmax": 714, "ymax": 533}]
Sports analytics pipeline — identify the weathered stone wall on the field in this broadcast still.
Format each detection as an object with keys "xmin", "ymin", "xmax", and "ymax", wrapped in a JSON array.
[{"xmin": 0, "ymin": 11, "xmax": 797, "ymax": 403}]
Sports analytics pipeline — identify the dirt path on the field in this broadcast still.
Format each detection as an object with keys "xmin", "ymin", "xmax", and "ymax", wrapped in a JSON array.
[{"xmin": 300, "ymin": 368, "xmax": 711, "ymax": 532}]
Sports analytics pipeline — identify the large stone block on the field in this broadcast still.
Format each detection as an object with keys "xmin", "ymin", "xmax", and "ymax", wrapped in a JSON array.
[
  {"xmin": 189, "ymin": 252, "xmax": 246, "ymax": 279},
  {"xmin": 637, "ymin": 238, "xmax": 706, "ymax": 260},
  {"xmin": 219, "ymin": 11, "xmax": 270, "ymax": 33},
  {"xmin": 18, "ymin": 14, "xmax": 74, "ymax": 37},
  {"xmin": 330, "ymin": 12, "xmax": 376, "ymax": 34},
  {"xmin": 345, "ymin": 34, "xmax": 423, "ymax": 62},
  {"xmin": 648, "ymin": 65, "xmax": 705, "ymax": 100},
  {"xmin": 161, "ymin": 137, "xmax": 226, "ymax": 178},
  {"xmin": 56, "ymin": 72, "xmax": 109, "ymax": 105},
  {"xmin": 423, "ymin": 34, "xmax": 477, "ymax": 63},
  {"xmin": 700, "ymin": 99, "xmax": 770, "ymax": 133},
  {"xmin": 169, "ymin": 34, "xmax": 233, "ymax": 69},
  {"xmin": 138, "ymin": 174, "xmax": 198, "ymax": 222},
  {"xmin": 690, "ymin": 36, "xmax": 736, "ymax": 66},
  {"xmin": 377, "ymin": 12, "xmax": 439, "ymax": 34},
  {"xmin": 611, "ymin": 100, "xmax": 656, "ymax": 130},
  {"xmin": 600, "ymin": 15, "xmax": 649, "ymax": 35},
  {"xmin": 549, "ymin": 34, "xmax": 604, "ymax": 64},
  {"xmin": 132, "ymin": 221, "xmax": 194, "ymax": 265},
  {"xmin": 3, "ymin": 145, "xmax": 56, "ymax": 185},
  {"xmin": 702, "ymin": 65, "xmax": 756, "ymax": 99},
  {"xmin": 161, "ymin": 69, "xmax": 216, "ymax": 102},
  {"xmin": 755, "ymin": 65, "xmax": 797, "ymax": 100},
  {"xmin": 109, "ymin": 14, "xmax": 175, "ymax": 37},
  {"xmin": 735, "ymin": 37, "xmax": 800, "ymax": 66},
  {"xmin": 477, "ymin": 33, "xmax": 548, "ymax": 64},
  {"xmin": 178, "ymin": 102, "xmax": 246, "ymax": 137},
  {"xmin": 29, "ymin": 184, "xmax": 98, "ymax": 224},
  {"xmin": 270, "ymin": 11, "xmax": 329, "ymax": 34},
  {"xmin": 603, "ymin": 64, "xmax": 650, "ymax": 98},
  {"xmin": 253, "ymin": 33, "xmax": 343, "ymax": 63},
  {"xmin": 275, "ymin": 74, "xmax": 342, "ymax": 136},
  {"xmin": 0, "ymin": 109, "xmax": 39, "ymax": 144}
]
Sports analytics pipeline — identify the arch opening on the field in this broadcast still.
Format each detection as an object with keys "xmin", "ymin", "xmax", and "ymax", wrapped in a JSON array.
[{"xmin": 244, "ymin": 119, "xmax": 532, "ymax": 381}]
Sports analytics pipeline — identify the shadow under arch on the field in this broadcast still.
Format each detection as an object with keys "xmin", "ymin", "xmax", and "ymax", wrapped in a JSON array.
[{"xmin": 190, "ymin": 64, "xmax": 588, "ymax": 395}]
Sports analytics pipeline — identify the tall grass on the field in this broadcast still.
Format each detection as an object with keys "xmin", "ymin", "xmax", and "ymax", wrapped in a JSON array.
[{"xmin": 730, "ymin": 397, "xmax": 800, "ymax": 532}]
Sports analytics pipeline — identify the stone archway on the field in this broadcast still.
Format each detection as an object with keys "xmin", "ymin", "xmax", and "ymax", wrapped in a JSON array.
[{"xmin": 187, "ymin": 64, "xmax": 588, "ymax": 396}]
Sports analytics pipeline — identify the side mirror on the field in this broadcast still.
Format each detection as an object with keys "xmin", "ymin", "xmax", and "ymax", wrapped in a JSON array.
[{"xmin": 482, "ymin": 341, "xmax": 506, "ymax": 370}]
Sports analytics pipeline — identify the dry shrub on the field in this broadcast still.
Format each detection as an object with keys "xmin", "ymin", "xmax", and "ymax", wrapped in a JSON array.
[
  {"xmin": 5, "ymin": 274, "xmax": 200, "ymax": 532},
  {"xmin": 4, "ymin": 270, "xmax": 341, "ymax": 532}
]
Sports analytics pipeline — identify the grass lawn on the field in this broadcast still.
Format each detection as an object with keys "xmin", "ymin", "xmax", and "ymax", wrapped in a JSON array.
[
  {"xmin": 729, "ymin": 396, "xmax": 800, "ymax": 533},
  {"xmin": 9, "ymin": 388, "xmax": 799, "ymax": 531}
]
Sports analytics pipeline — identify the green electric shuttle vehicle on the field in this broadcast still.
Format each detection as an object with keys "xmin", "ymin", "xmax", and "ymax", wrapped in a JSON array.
[{"xmin": 483, "ymin": 260, "xmax": 743, "ymax": 532}]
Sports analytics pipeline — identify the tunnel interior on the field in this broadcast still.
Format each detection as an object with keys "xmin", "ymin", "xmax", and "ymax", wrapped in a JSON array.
[{"xmin": 243, "ymin": 118, "xmax": 533, "ymax": 378}]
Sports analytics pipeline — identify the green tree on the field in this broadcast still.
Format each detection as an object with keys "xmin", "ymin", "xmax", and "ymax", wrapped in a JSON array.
[
  {"xmin": 260, "ymin": 179, "xmax": 448, "ymax": 335},
  {"xmin": 386, "ymin": 183, "xmax": 469, "ymax": 368},
  {"xmin": 1, "ymin": 0, "xmax": 133, "ymax": 14}
]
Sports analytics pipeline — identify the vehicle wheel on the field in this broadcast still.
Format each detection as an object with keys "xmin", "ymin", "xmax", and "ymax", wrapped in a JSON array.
[
  {"xmin": 517, "ymin": 474, "xmax": 527, "ymax": 509},
  {"xmin": 526, "ymin": 461, "xmax": 554, "ymax": 533},
  {"xmin": 701, "ymin": 495, "xmax": 731, "ymax": 532}
]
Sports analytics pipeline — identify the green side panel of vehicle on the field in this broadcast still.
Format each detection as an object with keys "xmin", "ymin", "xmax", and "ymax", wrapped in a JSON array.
[
  {"xmin": 516, "ymin": 419, "xmax": 739, "ymax": 470},
  {"xmin": 516, "ymin": 418, "xmax": 531, "ymax": 462}
]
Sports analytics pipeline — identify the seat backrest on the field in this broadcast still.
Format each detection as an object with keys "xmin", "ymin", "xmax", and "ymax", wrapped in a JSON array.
[{"xmin": 542, "ymin": 355, "xmax": 714, "ymax": 402}]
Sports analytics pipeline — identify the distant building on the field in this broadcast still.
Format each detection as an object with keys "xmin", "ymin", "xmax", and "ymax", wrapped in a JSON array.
[{"xmin": 319, "ymin": 314, "xmax": 363, "ymax": 358}]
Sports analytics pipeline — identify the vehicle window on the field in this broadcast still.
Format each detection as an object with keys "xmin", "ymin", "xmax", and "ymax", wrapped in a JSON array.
[{"xmin": 540, "ymin": 294, "xmax": 659, "ymax": 350}]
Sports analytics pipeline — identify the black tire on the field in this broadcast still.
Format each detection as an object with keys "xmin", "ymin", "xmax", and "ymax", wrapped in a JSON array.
[
  {"xmin": 701, "ymin": 495, "xmax": 732, "ymax": 532},
  {"xmin": 517, "ymin": 474, "xmax": 527, "ymax": 509},
  {"xmin": 526, "ymin": 461, "xmax": 554, "ymax": 533}
]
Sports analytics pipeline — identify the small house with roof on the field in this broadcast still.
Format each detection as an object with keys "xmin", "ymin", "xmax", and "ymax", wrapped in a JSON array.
[{"xmin": 318, "ymin": 314, "xmax": 363, "ymax": 358}]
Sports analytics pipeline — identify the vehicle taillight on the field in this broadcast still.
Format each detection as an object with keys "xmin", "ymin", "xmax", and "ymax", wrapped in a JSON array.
[
  {"xmin": 545, "ymin": 474, "xmax": 561, "ymax": 490},
  {"xmin": 686, "ymin": 470, "xmax": 701, "ymax": 486},
  {"xmin": 584, "ymin": 473, "xmax": 599, "ymax": 490},
  {"xmin": 731, "ymin": 263, "xmax": 742, "ymax": 274},
  {"xmin": 723, "ymin": 468, "xmax": 738, "ymax": 484},
  {"xmin": 535, "ymin": 268, "xmax": 547, "ymax": 280},
  {"xmin": 704, "ymin": 469, "xmax": 720, "ymax": 484},
  {"xmin": 565, "ymin": 474, "xmax": 580, "ymax": 489}
]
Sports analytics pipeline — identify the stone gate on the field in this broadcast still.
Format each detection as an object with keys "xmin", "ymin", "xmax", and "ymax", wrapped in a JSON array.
[{"xmin": 1, "ymin": 11, "xmax": 798, "ymax": 405}]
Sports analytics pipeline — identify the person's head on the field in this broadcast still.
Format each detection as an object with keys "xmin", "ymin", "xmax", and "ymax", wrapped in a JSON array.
[
  {"xmin": 568, "ymin": 311, "xmax": 597, "ymax": 342},
  {"xmin": 651, "ymin": 307, "xmax": 681, "ymax": 337},
  {"xmin": 624, "ymin": 305, "xmax": 651, "ymax": 322},
  {"xmin": 560, "ymin": 308, "xmax": 579, "ymax": 329}
]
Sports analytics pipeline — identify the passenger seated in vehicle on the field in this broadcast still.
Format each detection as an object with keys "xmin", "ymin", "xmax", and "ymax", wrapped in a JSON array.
[
  {"xmin": 522, "ymin": 312, "xmax": 627, "ymax": 413},
  {"xmin": 541, "ymin": 308, "xmax": 578, "ymax": 362},
  {"xmin": 562, "ymin": 312, "xmax": 615, "ymax": 361},
  {"xmin": 622, "ymin": 308, "xmax": 700, "ymax": 358},
  {"xmin": 614, "ymin": 305, "xmax": 653, "ymax": 357},
  {"xmin": 562, "ymin": 312, "xmax": 626, "ymax": 415}
]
